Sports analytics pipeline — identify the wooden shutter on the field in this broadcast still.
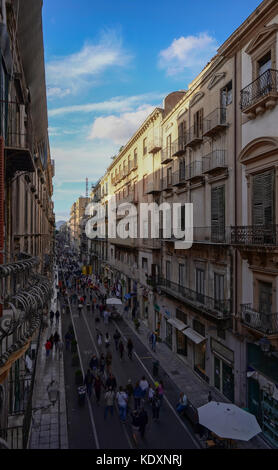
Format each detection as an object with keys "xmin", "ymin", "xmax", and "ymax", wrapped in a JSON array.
[
  {"xmin": 252, "ymin": 170, "xmax": 274, "ymax": 226},
  {"xmin": 258, "ymin": 281, "xmax": 272, "ymax": 314},
  {"xmin": 199, "ymin": 108, "xmax": 204, "ymax": 135},
  {"xmin": 211, "ymin": 186, "xmax": 225, "ymax": 241},
  {"xmin": 194, "ymin": 113, "xmax": 198, "ymax": 136}
]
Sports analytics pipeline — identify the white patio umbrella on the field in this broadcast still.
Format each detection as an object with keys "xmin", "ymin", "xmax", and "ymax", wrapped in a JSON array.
[
  {"xmin": 198, "ymin": 401, "xmax": 262, "ymax": 441},
  {"xmin": 106, "ymin": 298, "xmax": 123, "ymax": 305}
]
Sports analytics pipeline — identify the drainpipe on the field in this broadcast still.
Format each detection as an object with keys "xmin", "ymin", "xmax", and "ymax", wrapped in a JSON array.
[{"xmin": 0, "ymin": 137, "xmax": 4, "ymax": 317}]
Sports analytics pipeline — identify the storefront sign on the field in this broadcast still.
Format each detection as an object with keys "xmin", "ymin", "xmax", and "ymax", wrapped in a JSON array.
[
  {"xmin": 154, "ymin": 304, "xmax": 160, "ymax": 312},
  {"xmin": 211, "ymin": 338, "xmax": 234, "ymax": 364}
]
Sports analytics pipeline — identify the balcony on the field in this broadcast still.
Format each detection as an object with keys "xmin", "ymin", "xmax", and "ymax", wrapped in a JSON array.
[
  {"xmin": 187, "ymin": 125, "xmax": 203, "ymax": 147},
  {"xmin": 186, "ymin": 161, "xmax": 204, "ymax": 182},
  {"xmin": 141, "ymin": 238, "xmax": 161, "ymax": 250},
  {"xmin": 172, "ymin": 136, "xmax": 187, "ymax": 157},
  {"xmin": 172, "ymin": 170, "xmax": 187, "ymax": 187},
  {"xmin": 231, "ymin": 225, "xmax": 278, "ymax": 247},
  {"xmin": 131, "ymin": 157, "xmax": 138, "ymax": 171},
  {"xmin": 157, "ymin": 277, "xmax": 231, "ymax": 320},
  {"xmin": 161, "ymin": 146, "xmax": 173, "ymax": 164},
  {"xmin": 4, "ymin": 101, "xmax": 34, "ymax": 179},
  {"xmin": 241, "ymin": 304, "xmax": 278, "ymax": 335},
  {"xmin": 240, "ymin": 69, "xmax": 278, "ymax": 118},
  {"xmin": 203, "ymin": 108, "xmax": 227, "ymax": 137},
  {"xmin": 148, "ymin": 138, "xmax": 162, "ymax": 154},
  {"xmin": 111, "ymin": 236, "xmax": 138, "ymax": 248},
  {"xmin": 202, "ymin": 150, "xmax": 227, "ymax": 175},
  {"xmin": 146, "ymin": 179, "xmax": 162, "ymax": 194}
]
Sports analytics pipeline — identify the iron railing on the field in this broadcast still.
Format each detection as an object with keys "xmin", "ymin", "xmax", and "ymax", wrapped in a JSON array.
[
  {"xmin": 172, "ymin": 170, "xmax": 187, "ymax": 186},
  {"xmin": 193, "ymin": 226, "xmax": 229, "ymax": 244},
  {"xmin": 202, "ymin": 150, "xmax": 227, "ymax": 173},
  {"xmin": 172, "ymin": 136, "xmax": 187, "ymax": 156},
  {"xmin": 157, "ymin": 277, "xmax": 231, "ymax": 318},
  {"xmin": 186, "ymin": 161, "xmax": 203, "ymax": 180},
  {"xmin": 187, "ymin": 124, "xmax": 203, "ymax": 146},
  {"xmin": 148, "ymin": 138, "xmax": 162, "ymax": 154},
  {"xmin": 0, "ymin": 426, "xmax": 23, "ymax": 449},
  {"xmin": 146, "ymin": 179, "xmax": 162, "ymax": 193},
  {"xmin": 203, "ymin": 108, "xmax": 227, "ymax": 136},
  {"xmin": 231, "ymin": 225, "xmax": 278, "ymax": 246},
  {"xmin": 0, "ymin": 100, "xmax": 33, "ymax": 153},
  {"xmin": 161, "ymin": 146, "xmax": 173, "ymax": 164},
  {"xmin": 240, "ymin": 69, "xmax": 278, "ymax": 111},
  {"xmin": 241, "ymin": 304, "xmax": 278, "ymax": 335},
  {"xmin": 162, "ymin": 175, "xmax": 173, "ymax": 190}
]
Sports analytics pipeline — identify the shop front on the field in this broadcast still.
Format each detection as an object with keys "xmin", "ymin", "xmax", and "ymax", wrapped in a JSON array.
[
  {"xmin": 211, "ymin": 338, "xmax": 234, "ymax": 402},
  {"xmin": 167, "ymin": 317, "xmax": 188, "ymax": 356},
  {"xmin": 183, "ymin": 327, "xmax": 207, "ymax": 382},
  {"xmin": 247, "ymin": 343, "xmax": 278, "ymax": 448}
]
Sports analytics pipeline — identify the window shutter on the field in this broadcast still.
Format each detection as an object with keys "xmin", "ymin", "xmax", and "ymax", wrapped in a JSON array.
[
  {"xmin": 199, "ymin": 108, "xmax": 204, "ymax": 134},
  {"xmin": 211, "ymin": 186, "xmax": 225, "ymax": 241},
  {"xmin": 252, "ymin": 170, "xmax": 274, "ymax": 226}
]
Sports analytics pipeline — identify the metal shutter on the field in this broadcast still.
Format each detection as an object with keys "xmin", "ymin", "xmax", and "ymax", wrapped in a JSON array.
[
  {"xmin": 252, "ymin": 170, "xmax": 274, "ymax": 226},
  {"xmin": 211, "ymin": 185, "xmax": 225, "ymax": 242}
]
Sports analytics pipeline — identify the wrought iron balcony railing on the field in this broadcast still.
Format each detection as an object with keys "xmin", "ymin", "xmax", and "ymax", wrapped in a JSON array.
[
  {"xmin": 146, "ymin": 179, "xmax": 162, "ymax": 194},
  {"xmin": 231, "ymin": 225, "xmax": 278, "ymax": 246},
  {"xmin": 186, "ymin": 161, "xmax": 204, "ymax": 181},
  {"xmin": 186, "ymin": 125, "xmax": 203, "ymax": 147},
  {"xmin": 172, "ymin": 170, "xmax": 187, "ymax": 186},
  {"xmin": 161, "ymin": 146, "xmax": 173, "ymax": 164},
  {"xmin": 203, "ymin": 108, "xmax": 227, "ymax": 137},
  {"xmin": 241, "ymin": 304, "xmax": 278, "ymax": 335},
  {"xmin": 193, "ymin": 226, "xmax": 230, "ymax": 244},
  {"xmin": 172, "ymin": 136, "xmax": 187, "ymax": 156},
  {"xmin": 157, "ymin": 277, "xmax": 231, "ymax": 319},
  {"xmin": 202, "ymin": 150, "xmax": 227, "ymax": 174},
  {"xmin": 162, "ymin": 176, "xmax": 173, "ymax": 191},
  {"xmin": 240, "ymin": 69, "xmax": 278, "ymax": 112},
  {"xmin": 148, "ymin": 138, "xmax": 162, "ymax": 154}
]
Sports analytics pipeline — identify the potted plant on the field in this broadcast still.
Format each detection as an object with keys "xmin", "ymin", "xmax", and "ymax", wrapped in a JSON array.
[
  {"xmin": 71, "ymin": 354, "xmax": 79, "ymax": 367},
  {"xmin": 75, "ymin": 369, "xmax": 83, "ymax": 385}
]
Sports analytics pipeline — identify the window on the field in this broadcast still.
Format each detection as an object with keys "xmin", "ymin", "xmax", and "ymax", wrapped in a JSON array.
[
  {"xmin": 143, "ymin": 138, "xmax": 147, "ymax": 156},
  {"xmin": 167, "ymin": 167, "xmax": 172, "ymax": 187},
  {"xmin": 143, "ymin": 175, "xmax": 148, "ymax": 194},
  {"xmin": 123, "ymin": 161, "xmax": 126, "ymax": 176},
  {"xmin": 252, "ymin": 170, "xmax": 274, "ymax": 226},
  {"xmin": 196, "ymin": 268, "xmax": 205, "ymax": 304},
  {"xmin": 221, "ymin": 81, "xmax": 233, "ymax": 106},
  {"xmin": 179, "ymin": 264, "xmax": 185, "ymax": 287},
  {"xmin": 179, "ymin": 158, "xmax": 185, "ymax": 181},
  {"xmin": 134, "ymin": 149, "xmax": 138, "ymax": 167},
  {"xmin": 193, "ymin": 109, "xmax": 203, "ymax": 137},
  {"xmin": 166, "ymin": 134, "xmax": 171, "ymax": 158},
  {"xmin": 214, "ymin": 273, "xmax": 224, "ymax": 310},
  {"xmin": 193, "ymin": 319, "xmax": 205, "ymax": 337},
  {"xmin": 166, "ymin": 260, "xmax": 171, "ymax": 284},
  {"xmin": 258, "ymin": 281, "xmax": 272, "ymax": 314},
  {"xmin": 128, "ymin": 156, "xmax": 131, "ymax": 172},
  {"xmin": 258, "ymin": 52, "xmax": 272, "ymax": 76},
  {"xmin": 211, "ymin": 185, "xmax": 225, "ymax": 242},
  {"xmin": 142, "ymin": 257, "xmax": 148, "ymax": 271},
  {"xmin": 176, "ymin": 309, "xmax": 187, "ymax": 325}
]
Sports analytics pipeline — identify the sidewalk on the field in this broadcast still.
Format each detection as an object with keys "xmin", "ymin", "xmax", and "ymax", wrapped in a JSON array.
[
  {"xmin": 29, "ymin": 267, "xmax": 68, "ymax": 449},
  {"xmin": 95, "ymin": 281, "xmax": 269, "ymax": 449}
]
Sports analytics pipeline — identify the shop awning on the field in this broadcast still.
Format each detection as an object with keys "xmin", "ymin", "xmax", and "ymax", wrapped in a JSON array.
[
  {"xmin": 183, "ymin": 327, "xmax": 206, "ymax": 344},
  {"xmin": 167, "ymin": 318, "xmax": 187, "ymax": 331}
]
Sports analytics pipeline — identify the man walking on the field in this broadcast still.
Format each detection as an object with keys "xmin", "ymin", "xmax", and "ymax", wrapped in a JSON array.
[
  {"xmin": 138, "ymin": 406, "xmax": 148, "ymax": 439},
  {"xmin": 127, "ymin": 339, "xmax": 134, "ymax": 360},
  {"xmin": 113, "ymin": 330, "xmax": 121, "ymax": 350},
  {"xmin": 116, "ymin": 387, "xmax": 128, "ymax": 423},
  {"xmin": 84, "ymin": 369, "xmax": 94, "ymax": 398},
  {"xmin": 55, "ymin": 310, "xmax": 60, "ymax": 325},
  {"xmin": 104, "ymin": 386, "xmax": 115, "ymax": 419}
]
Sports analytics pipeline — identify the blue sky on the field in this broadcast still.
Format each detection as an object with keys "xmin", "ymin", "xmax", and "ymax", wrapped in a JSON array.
[{"xmin": 43, "ymin": 0, "xmax": 262, "ymax": 221}]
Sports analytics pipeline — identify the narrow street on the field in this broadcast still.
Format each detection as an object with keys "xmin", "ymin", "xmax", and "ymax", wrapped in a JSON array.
[{"xmin": 61, "ymin": 276, "xmax": 199, "ymax": 449}]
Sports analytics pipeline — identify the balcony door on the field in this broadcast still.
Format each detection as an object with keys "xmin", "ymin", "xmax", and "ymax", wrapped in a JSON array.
[
  {"xmin": 196, "ymin": 268, "xmax": 205, "ymax": 304},
  {"xmin": 211, "ymin": 185, "xmax": 225, "ymax": 242},
  {"xmin": 166, "ymin": 260, "xmax": 171, "ymax": 288},
  {"xmin": 252, "ymin": 170, "xmax": 275, "ymax": 243}
]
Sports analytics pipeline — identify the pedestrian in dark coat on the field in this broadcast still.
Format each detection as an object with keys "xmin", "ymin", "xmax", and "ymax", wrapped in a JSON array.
[
  {"xmin": 138, "ymin": 407, "xmax": 148, "ymax": 438},
  {"xmin": 84, "ymin": 369, "xmax": 94, "ymax": 398},
  {"xmin": 127, "ymin": 339, "xmax": 133, "ymax": 360},
  {"xmin": 152, "ymin": 390, "xmax": 161, "ymax": 421},
  {"xmin": 119, "ymin": 340, "xmax": 124, "ymax": 360},
  {"xmin": 94, "ymin": 375, "xmax": 103, "ymax": 405}
]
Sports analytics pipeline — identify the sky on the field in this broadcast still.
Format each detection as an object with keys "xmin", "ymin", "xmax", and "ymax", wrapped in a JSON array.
[{"xmin": 42, "ymin": 0, "xmax": 262, "ymax": 222}]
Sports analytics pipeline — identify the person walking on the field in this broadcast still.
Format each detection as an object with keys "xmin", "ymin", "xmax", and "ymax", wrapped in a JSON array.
[
  {"xmin": 78, "ymin": 303, "xmax": 83, "ymax": 317},
  {"xmin": 125, "ymin": 379, "xmax": 134, "ymax": 415},
  {"xmin": 113, "ymin": 330, "xmax": 121, "ymax": 351},
  {"xmin": 131, "ymin": 409, "xmax": 140, "ymax": 446},
  {"xmin": 176, "ymin": 392, "xmax": 188, "ymax": 414},
  {"xmin": 116, "ymin": 387, "xmax": 128, "ymax": 423},
  {"xmin": 53, "ymin": 331, "xmax": 60, "ymax": 353},
  {"xmin": 103, "ymin": 309, "xmax": 109, "ymax": 325},
  {"xmin": 105, "ymin": 373, "xmax": 117, "ymax": 391},
  {"xmin": 105, "ymin": 351, "xmax": 112, "ymax": 373},
  {"xmin": 139, "ymin": 376, "xmax": 149, "ymax": 399},
  {"xmin": 104, "ymin": 386, "xmax": 115, "ymax": 419},
  {"xmin": 55, "ymin": 310, "xmax": 60, "ymax": 325},
  {"xmin": 119, "ymin": 340, "xmax": 124, "ymax": 360},
  {"xmin": 96, "ymin": 331, "xmax": 103, "ymax": 348},
  {"xmin": 150, "ymin": 331, "xmax": 156, "ymax": 352},
  {"xmin": 99, "ymin": 354, "xmax": 105, "ymax": 375},
  {"xmin": 133, "ymin": 382, "xmax": 142, "ymax": 410},
  {"xmin": 152, "ymin": 390, "xmax": 161, "ymax": 421},
  {"xmin": 148, "ymin": 385, "xmax": 155, "ymax": 404},
  {"xmin": 127, "ymin": 339, "xmax": 133, "ymax": 360},
  {"xmin": 84, "ymin": 369, "xmax": 94, "ymax": 398},
  {"xmin": 49, "ymin": 310, "xmax": 54, "ymax": 326},
  {"xmin": 157, "ymin": 381, "xmax": 164, "ymax": 406},
  {"xmin": 45, "ymin": 339, "xmax": 52, "ymax": 357},
  {"xmin": 89, "ymin": 354, "xmax": 99, "ymax": 373},
  {"xmin": 94, "ymin": 375, "xmax": 103, "ymax": 405},
  {"xmin": 57, "ymin": 339, "xmax": 64, "ymax": 358},
  {"xmin": 104, "ymin": 332, "xmax": 110, "ymax": 349},
  {"xmin": 138, "ymin": 406, "xmax": 148, "ymax": 439}
]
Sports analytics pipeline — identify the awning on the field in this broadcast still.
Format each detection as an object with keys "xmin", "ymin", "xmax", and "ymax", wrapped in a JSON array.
[
  {"xmin": 167, "ymin": 318, "xmax": 187, "ymax": 331},
  {"xmin": 183, "ymin": 327, "xmax": 206, "ymax": 344}
]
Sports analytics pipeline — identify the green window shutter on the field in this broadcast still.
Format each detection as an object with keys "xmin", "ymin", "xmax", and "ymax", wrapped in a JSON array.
[
  {"xmin": 211, "ymin": 185, "xmax": 225, "ymax": 241},
  {"xmin": 252, "ymin": 170, "xmax": 274, "ymax": 226}
]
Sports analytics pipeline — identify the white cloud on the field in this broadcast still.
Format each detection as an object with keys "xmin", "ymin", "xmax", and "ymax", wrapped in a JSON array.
[
  {"xmin": 158, "ymin": 33, "xmax": 218, "ymax": 76},
  {"xmin": 47, "ymin": 87, "xmax": 71, "ymax": 99},
  {"xmin": 88, "ymin": 105, "xmax": 155, "ymax": 145},
  {"xmin": 48, "ymin": 93, "xmax": 164, "ymax": 117},
  {"xmin": 46, "ymin": 31, "xmax": 131, "ymax": 97}
]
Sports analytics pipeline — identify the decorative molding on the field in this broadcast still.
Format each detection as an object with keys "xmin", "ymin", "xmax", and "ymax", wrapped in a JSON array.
[
  {"xmin": 239, "ymin": 136, "xmax": 278, "ymax": 165},
  {"xmin": 246, "ymin": 24, "xmax": 278, "ymax": 55},
  {"xmin": 207, "ymin": 72, "xmax": 226, "ymax": 90},
  {"xmin": 189, "ymin": 91, "xmax": 204, "ymax": 108},
  {"xmin": 165, "ymin": 122, "xmax": 173, "ymax": 132},
  {"xmin": 177, "ymin": 108, "xmax": 188, "ymax": 119}
]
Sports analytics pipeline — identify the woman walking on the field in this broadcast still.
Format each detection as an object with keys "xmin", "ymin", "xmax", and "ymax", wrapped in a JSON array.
[
  {"xmin": 94, "ymin": 375, "xmax": 103, "ymax": 405},
  {"xmin": 152, "ymin": 390, "xmax": 161, "ymax": 421}
]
